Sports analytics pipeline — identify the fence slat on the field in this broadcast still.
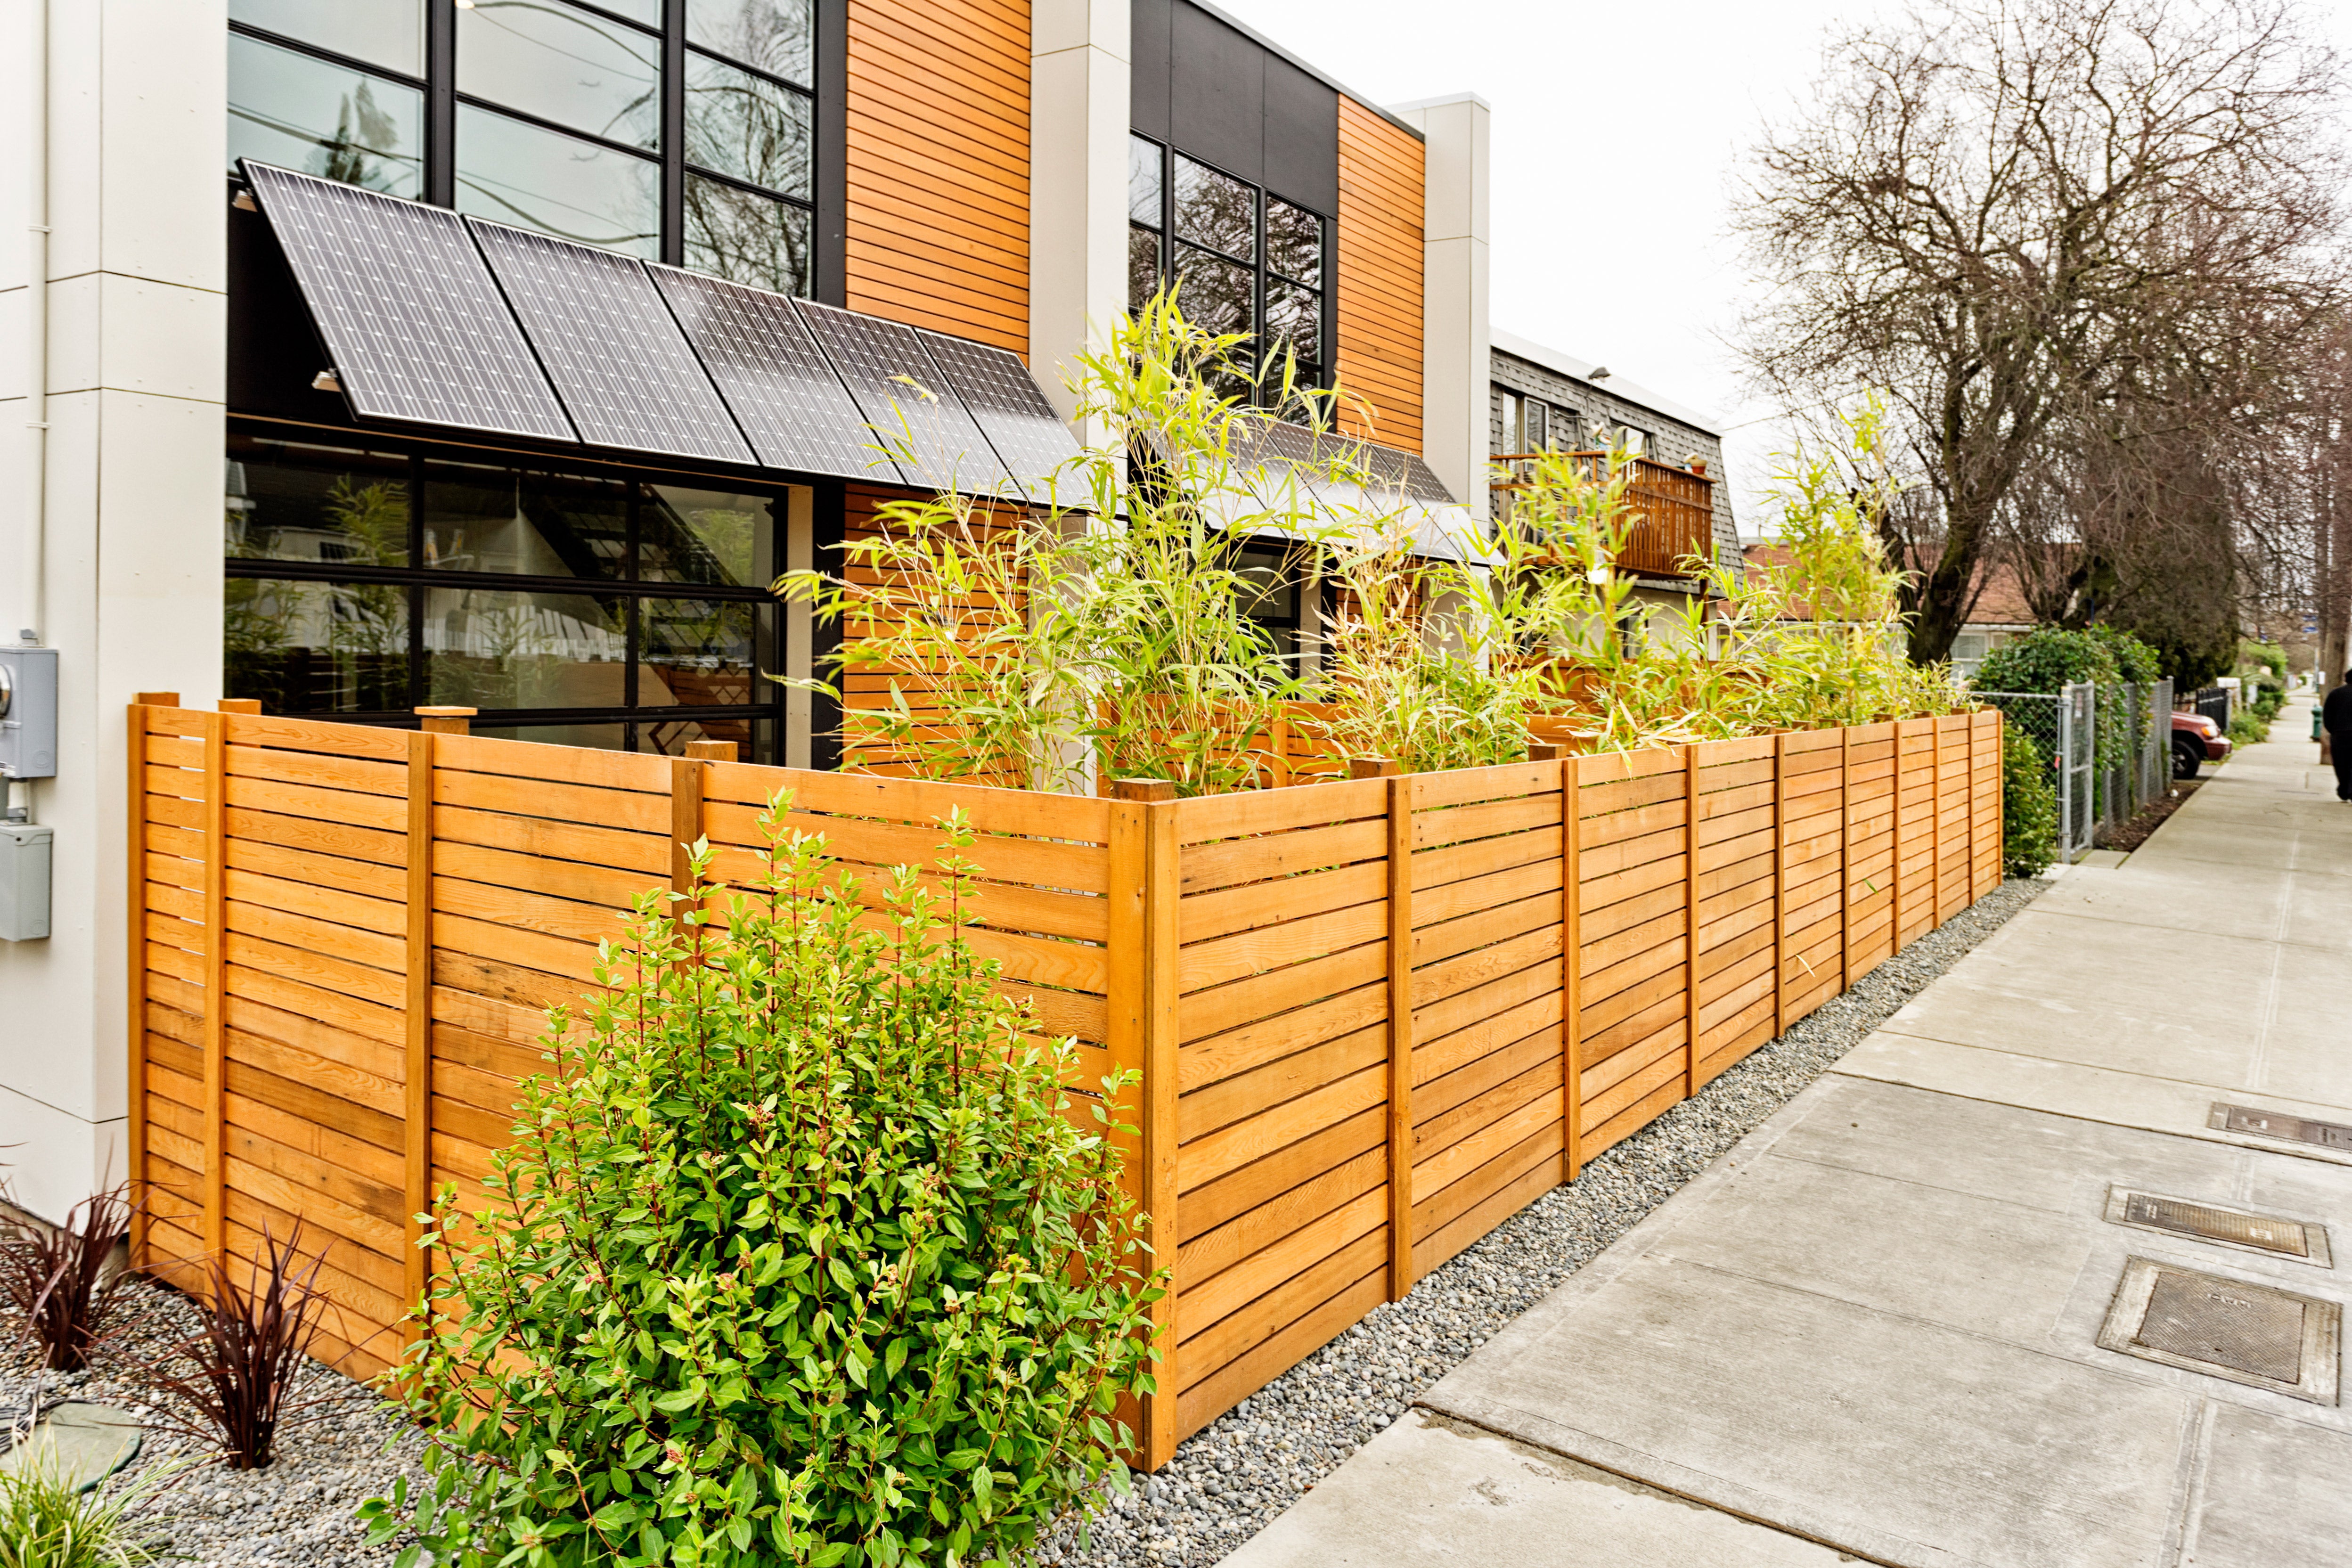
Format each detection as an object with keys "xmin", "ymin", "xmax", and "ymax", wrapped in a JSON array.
[{"xmin": 1386, "ymin": 777, "xmax": 1413, "ymax": 1301}]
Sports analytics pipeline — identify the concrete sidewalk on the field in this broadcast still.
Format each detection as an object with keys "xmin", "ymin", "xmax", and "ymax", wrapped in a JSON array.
[{"xmin": 1221, "ymin": 698, "xmax": 2352, "ymax": 1568}]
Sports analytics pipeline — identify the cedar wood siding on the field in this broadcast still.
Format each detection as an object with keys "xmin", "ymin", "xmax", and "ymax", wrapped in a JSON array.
[
  {"xmin": 845, "ymin": 0, "xmax": 1031, "ymax": 353},
  {"xmin": 1335, "ymin": 97, "xmax": 1425, "ymax": 454}
]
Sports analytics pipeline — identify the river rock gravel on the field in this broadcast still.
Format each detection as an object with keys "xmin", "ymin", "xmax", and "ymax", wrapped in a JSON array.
[
  {"xmin": 1031, "ymin": 873, "xmax": 2045, "ymax": 1568},
  {"xmin": 4, "ymin": 874, "xmax": 2040, "ymax": 1567}
]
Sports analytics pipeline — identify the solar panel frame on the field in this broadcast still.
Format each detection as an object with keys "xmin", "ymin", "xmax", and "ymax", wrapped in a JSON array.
[
  {"xmin": 648, "ymin": 265, "xmax": 906, "ymax": 485},
  {"xmin": 239, "ymin": 161, "xmax": 575, "ymax": 442},
  {"xmin": 466, "ymin": 217, "xmax": 753, "ymax": 465},
  {"xmin": 792, "ymin": 299, "xmax": 1018, "ymax": 498},
  {"xmin": 915, "ymin": 330, "xmax": 1084, "ymax": 506}
]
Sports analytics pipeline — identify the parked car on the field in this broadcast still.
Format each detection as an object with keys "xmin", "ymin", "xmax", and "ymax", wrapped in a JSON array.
[{"xmin": 2173, "ymin": 710, "xmax": 2230, "ymax": 778}]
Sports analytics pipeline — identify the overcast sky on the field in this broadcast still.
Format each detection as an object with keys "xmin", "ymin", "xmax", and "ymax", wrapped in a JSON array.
[{"xmin": 1214, "ymin": 0, "xmax": 2352, "ymax": 531}]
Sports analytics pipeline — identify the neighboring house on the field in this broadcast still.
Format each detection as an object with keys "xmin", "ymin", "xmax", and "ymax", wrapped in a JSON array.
[
  {"xmin": 0, "ymin": 0, "xmax": 1493, "ymax": 1216},
  {"xmin": 1489, "ymin": 331, "xmax": 1740, "ymax": 637},
  {"xmin": 1737, "ymin": 540, "xmax": 2035, "ymax": 678}
]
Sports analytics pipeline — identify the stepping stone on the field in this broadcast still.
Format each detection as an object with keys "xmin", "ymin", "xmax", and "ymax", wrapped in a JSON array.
[{"xmin": 0, "ymin": 1402, "xmax": 144, "ymax": 1492}]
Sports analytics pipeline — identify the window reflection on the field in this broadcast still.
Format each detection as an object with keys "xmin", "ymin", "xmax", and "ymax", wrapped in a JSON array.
[
  {"xmin": 421, "ymin": 461, "xmax": 629, "ymax": 579},
  {"xmin": 685, "ymin": 51, "xmax": 811, "ymax": 196},
  {"xmin": 1267, "ymin": 198, "xmax": 1321, "ymax": 284},
  {"xmin": 639, "ymin": 713, "xmax": 770, "ymax": 758},
  {"xmin": 641, "ymin": 486, "xmax": 776, "ymax": 588},
  {"xmin": 687, "ymin": 0, "xmax": 814, "ymax": 87},
  {"xmin": 1173, "ymin": 156, "xmax": 1255, "ymax": 262},
  {"xmin": 682, "ymin": 174, "xmax": 811, "ymax": 295},
  {"xmin": 230, "ymin": 0, "xmax": 425, "ymax": 76},
  {"xmin": 424, "ymin": 586, "xmax": 630, "ymax": 709},
  {"xmin": 457, "ymin": 0, "xmax": 661, "ymax": 150},
  {"xmin": 1128, "ymin": 226, "xmax": 1161, "ymax": 315},
  {"xmin": 229, "ymin": 32, "xmax": 423, "ymax": 196},
  {"xmin": 227, "ymin": 437, "xmax": 411, "ymax": 566},
  {"xmin": 472, "ymin": 721, "xmax": 630, "ymax": 751},
  {"xmin": 455, "ymin": 103, "xmax": 659, "ymax": 253},
  {"xmin": 638, "ymin": 598, "xmax": 769, "ymax": 708},
  {"xmin": 1266, "ymin": 279, "xmax": 1320, "ymax": 366},
  {"xmin": 1129, "ymin": 134, "xmax": 1162, "ymax": 225},
  {"xmin": 1174, "ymin": 246, "xmax": 1253, "ymax": 337},
  {"xmin": 226, "ymin": 578, "xmax": 411, "ymax": 715}
]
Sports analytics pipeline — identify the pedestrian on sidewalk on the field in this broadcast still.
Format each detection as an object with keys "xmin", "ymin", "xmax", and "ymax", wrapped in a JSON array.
[{"xmin": 2328, "ymin": 673, "xmax": 2352, "ymax": 800}]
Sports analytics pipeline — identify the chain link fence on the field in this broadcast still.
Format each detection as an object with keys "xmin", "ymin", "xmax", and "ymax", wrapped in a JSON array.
[{"xmin": 1976, "ymin": 679, "xmax": 2173, "ymax": 864}]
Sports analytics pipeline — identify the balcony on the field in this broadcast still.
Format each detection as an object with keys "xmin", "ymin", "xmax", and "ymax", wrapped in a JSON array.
[{"xmin": 1491, "ymin": 452, "xmax": 1718, "ymax": 581}]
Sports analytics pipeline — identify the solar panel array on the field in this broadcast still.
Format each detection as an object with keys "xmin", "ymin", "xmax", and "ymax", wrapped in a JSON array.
[
  {"xmin": 795, "ymin": 300, "xmax": 1015, "ymax": 498},
  {"xmin": 650, "ymin": 266, "xmax": 904, "ymax": 484},
  {"xmin": 240, "ymin": 162, "xmax": 574, "ymax": 442},
  {"xmin": 468, "ymin": 220, "xmax": 752, "ymax": 465},
  {"xmin": 916, "ymin": 330, "xmax": 1083, "ymax": 504},
  {"xmin": 245, "ymin": 160, "xmax": 1086, "ymax": 506}
]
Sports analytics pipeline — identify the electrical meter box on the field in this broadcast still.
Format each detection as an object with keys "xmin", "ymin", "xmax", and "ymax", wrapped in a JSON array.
[
  {"xmin": 0, "ymin": 648, "xmax": 59, "ymax": 779},
  {"xmin": 1, "ymin": 824, "xmax": 52, "ymax": 940}
]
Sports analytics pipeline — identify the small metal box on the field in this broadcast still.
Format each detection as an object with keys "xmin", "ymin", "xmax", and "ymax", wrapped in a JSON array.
[
  {"xmin": 0, "ymin": 648, "xmax": 59, "ymax": 779},
  {"xmin": 0, "ymin": 824, "xmax": 53, "ymax": 941}
]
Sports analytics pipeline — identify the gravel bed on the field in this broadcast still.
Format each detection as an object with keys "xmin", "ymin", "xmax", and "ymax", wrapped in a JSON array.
[
  {"xmin": 0, "ymin": 1277, "xmax": 425, "ymax": 1567},
  {"xmin": 1034, "ymin": 873, "xmax": 2045, "ymax": 1568}
]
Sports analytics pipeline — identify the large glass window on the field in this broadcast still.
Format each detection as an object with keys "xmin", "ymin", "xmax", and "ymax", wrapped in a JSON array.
[
  {"xmin": 228, "ymin": 30, "xmax": 424, "ymax": 196},
  {"xmin": 456, "ymin": 0, "xmax": 662, "ymax": 150},
  {"xmin": 1128, "ymin": 133, "xmax": 1330, "ymax": 400},
  {"xmin": 223, "ymin": 426, "xmax": 790, "ymax": 759},
  {"xmin": 229, "ymin": 0, "xmax": 818, "ymax": 294}
]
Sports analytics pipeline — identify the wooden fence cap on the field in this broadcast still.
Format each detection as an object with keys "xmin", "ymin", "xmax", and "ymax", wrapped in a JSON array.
[
  {"xmin": 133, "ymin": 692, "xmax": 181, "ymax": 707},
  {"xmin": 414, "ymin": 706, "xmax": 478, "ymax": 717},
  {"xmin": 216, "ymin": 698, "xmax": 263, "ymax": 714},
  {"xmin": 1347, "ymin": 757, "xmax": 1401, "ymax": 779},
  {"xmin": 1111, "ymin": 778, "xmax": 1177, "ymax": 802},
  {"xmin": 683, "ymin": 741, "xmax": 738, "ymax": 761}
]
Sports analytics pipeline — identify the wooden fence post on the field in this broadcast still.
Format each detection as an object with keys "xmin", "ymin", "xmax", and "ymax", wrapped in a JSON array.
[
  {"xmin": 1682, "ymin": 745, "xmax": 1700, "ymax": 1099},
  {"xmin": 1545, "ymin": 750, "xmax": 1583, "ymax": 1184},
  {"xmin": 1932, "ymin": 720, "xmax": 1946, "ymax": 926},
  {"xmin": 1993, "ymin": 711, "xmax": 2006, "ymax": 888},
  {"xmin": 1771, "ymin": 733, "xmax": 1787, "ymax": 1038},
  {"xmin": 1839, "ymin": 727, "xmax": 1853, "ymax": 994},
  {"xmin": 404, "ymin": 730, "xmax": 435, "ymax": 1331},
  {"xmin": 416, "ymin": 706, "xmax": 474, "ymax": 736},
  {"xmin": 670, "ymin": 757, "xmax": 707, "ymax": 896},
  {"xmin": 125, "ymin": 694, "xmax": 178, "ymax": 1269},
  {"xmin": 684, "ymin": 740, "xmax": 738, "ymax": 762},
  {"xmin": 1110, "ymin": 778, "xmax": 1179, "ymax": 1466},
  {"xmin": 1386, "ymin": 774, "xmax": 1415, "ymax": 1300},
  {"xmin": 200, "ymin": 706, "xmax": 230, "ymax": 1266}
]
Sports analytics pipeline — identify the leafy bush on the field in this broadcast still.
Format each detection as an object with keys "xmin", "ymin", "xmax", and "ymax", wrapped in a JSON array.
[
  {"xmin": 368, "ymin": 801, "xmax": 1159, "ymax": 1568},
  {"xmin": 2001, "ymin": 728, "xmax": 2060, "ymax": 878},
  {"xmin": 2229, "ymin": 705, "xmax": 2272, "ymax": 746}
]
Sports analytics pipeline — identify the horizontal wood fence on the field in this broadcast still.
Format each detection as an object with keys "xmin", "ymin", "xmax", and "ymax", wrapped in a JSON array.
[{"xmin": 128, "ymin": 702, "xmax": 2002, "ymax": 1466}]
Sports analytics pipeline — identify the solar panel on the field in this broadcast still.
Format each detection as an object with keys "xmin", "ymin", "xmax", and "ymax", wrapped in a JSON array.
[
  {"xmin": 466, "ymin": 219, "xmax": 752, "ymax": 465},
  {"xmin": 649, "ymin": 267, "xmax": 904, "ymax": 484},
  {"xmin": 792, "ymin": 300, "xmax": 1015, "ymax": 498},
  {"xmin": 915, "ymin": 330, "xmax": 1083, "ymax": 504},
  {"xmin": 240, "ymin": 161, "xmax": 574, "ymax": 441}
]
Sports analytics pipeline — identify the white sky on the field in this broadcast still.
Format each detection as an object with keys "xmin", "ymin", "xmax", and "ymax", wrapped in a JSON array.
[{"xmin": 1213, "ymin": 0, "xmax": 2352, "ymax": 531}]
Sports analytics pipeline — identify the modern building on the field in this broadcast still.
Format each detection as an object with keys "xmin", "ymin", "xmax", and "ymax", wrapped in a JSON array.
[
  {"xmin": 1488, "ymin": 329, "xmax": 1739, "ymax": 635},
  {"xmin": 0, "ymin": 0, "xmax": 1494, "ymax": 1219}
]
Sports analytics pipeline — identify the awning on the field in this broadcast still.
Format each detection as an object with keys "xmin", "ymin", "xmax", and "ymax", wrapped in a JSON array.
[
  {"xmin": 1215, "ymin": 418, "xmax": 1496, "ymax": 567},
  {"xmin": 238, "ymin": 161, "xmax": 1080, "ymax": 503}
]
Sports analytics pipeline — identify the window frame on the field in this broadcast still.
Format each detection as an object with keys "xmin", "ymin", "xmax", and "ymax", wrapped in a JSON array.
[
  {"xmin": 1128, "ymin": 133, "xmax": 1334, "ymax": 402},
  {"xmin": 223, "ymin": 421, "xmax": 792, "ymax": 756},
  {"xmin": 230, "ymin": 0, "xmax": 827, "ymax": 294}
]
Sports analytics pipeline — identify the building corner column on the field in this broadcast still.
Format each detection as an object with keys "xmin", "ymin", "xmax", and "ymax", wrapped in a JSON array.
[
  {"xmin": 1392, "ymin": 93, "xmax": 1490, "ymax": 522},
  {"xmin": 1029, "ymin": 0, "xmax": 1131, "ymax": 442}
]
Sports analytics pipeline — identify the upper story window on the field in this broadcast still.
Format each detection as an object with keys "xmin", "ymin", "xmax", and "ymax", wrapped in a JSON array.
[
  {"xmin": 228, "ymin": 0, "xmax": 816, "ymax": 294},
  {"xmin": 1129, "ymin": 133, "xmax": 1327, "ymax": 401}
]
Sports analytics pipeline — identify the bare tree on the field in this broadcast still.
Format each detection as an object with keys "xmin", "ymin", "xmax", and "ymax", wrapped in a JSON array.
[{"xmin": 1734, "ymin": 0, "xmax": 2343, "ymax": 662}]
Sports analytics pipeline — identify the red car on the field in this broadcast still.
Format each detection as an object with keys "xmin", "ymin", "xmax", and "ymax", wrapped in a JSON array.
[{"xmin": 2173, "ymin": 710, "xmax": 2230, "ymax": 778}]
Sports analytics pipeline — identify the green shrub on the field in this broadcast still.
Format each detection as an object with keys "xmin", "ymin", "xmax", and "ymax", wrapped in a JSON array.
[
  {"xmin": 367, "ymin": 800, "xmax": 1160, "ymax": 1568},
  {"xmin": 2001, "ymin": 728, "xmax": 2060, "ymax": 879},
  {"xmin": 0, "ymin": 1462, "xmax": 181, "ymax": 1568},
  {"xmin": 2229, "ymin": 706, "xmax": 2271, "ymax": 746}
]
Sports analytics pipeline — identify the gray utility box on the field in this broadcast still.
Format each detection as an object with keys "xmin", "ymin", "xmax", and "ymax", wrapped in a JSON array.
[
  {"xmin": 0, "ymin": 648, "xmax": 59, "ymax": 778},
  {"xmin": 1, "ymin": 824, "xmax": 52, "ymax": 940}
]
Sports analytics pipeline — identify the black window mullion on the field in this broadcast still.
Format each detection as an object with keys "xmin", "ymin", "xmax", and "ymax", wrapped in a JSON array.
[
  {"xmin": 425, "ymin": 0, "xmax": 456, "ymax": 206},
  {"xmin": 662, "ymin": 0, "xmax": 686, "ymax": 265}
]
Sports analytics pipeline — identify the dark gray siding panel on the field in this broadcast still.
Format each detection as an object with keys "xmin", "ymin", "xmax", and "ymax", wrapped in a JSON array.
[
  {"xmin": 1131, "ymin": 0, "xmax": 1172, "ymax": 140},
  {"xmin": 1262, "ymin": 53, "xmax": 1338, "ymax": 214},
  {"xmin": 1168, "ymin": 1, "xmax": 1265, "ymax": 184}
]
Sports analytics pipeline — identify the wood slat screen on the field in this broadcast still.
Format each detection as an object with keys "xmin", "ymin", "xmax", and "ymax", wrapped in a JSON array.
[
  {"xmin": 1335, "ymin": 96, "xmax": 1425, "ymax": 454},
  {"xmin": 129, "ymin": 702, "xmax": 2003, "ymax": 1467}
]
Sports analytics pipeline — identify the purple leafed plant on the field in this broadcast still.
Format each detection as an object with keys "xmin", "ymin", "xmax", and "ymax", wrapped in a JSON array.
[
  {"xmin": 142, "ymin": 1224, "xmax": 335, "ymax": 1470},
  {"xmin": 1, "ymin": 1184, "xmax": 137, "ymax": 1373}
]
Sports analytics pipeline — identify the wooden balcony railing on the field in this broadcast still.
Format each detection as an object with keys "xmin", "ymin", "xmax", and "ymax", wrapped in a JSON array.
[{"xmin": 1492, "ymin": 451, "xmax": 1718, "ymax": 580}]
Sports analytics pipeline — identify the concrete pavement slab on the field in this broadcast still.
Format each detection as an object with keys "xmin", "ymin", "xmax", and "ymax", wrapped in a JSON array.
[
  {"xmin": 1215, "ymin": 1412, "xmax": 1846, "ymax": 1568},
  {"xmin": 2181, "ymin": 1402, "xmax": 2352, "ymax": 1567}
]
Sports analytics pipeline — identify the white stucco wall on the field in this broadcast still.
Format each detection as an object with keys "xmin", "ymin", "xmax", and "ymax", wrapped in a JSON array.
[{"xmin": 0, "ymin": 0, "xmax": 227, "ymax": 1222}]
